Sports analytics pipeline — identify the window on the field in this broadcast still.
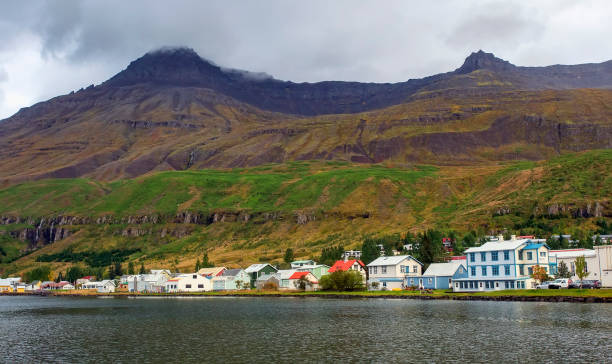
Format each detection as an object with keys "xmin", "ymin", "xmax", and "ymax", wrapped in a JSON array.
[
  {"xmin": 504, "ymin": 250, "xmax": 510, "ymax": 260},
  {"xmin": 510, "ymin": 281, "xmax": 515, "ymax": 289},
  {"xmin": 527, "ymin": 252, "xmax": 533, "ymax": 260},
  {"xmin": 456, "ymin": 283, "xmax": 459, "ymax": 288},
  {"xmin": 492, "ymin": 266, "xmax": 499, "ymax": 276},
  {"xmin": 198, "ymin": 284, "xmax": 204, "ymax": 289},
  {"xmin": 495, "ymin": 282, "xmax": 499, "ymax": 288},
  {"xmin": 428, "ymin": 278, "xmax": 433, "ymax": 284},
  {"xmin": 410, "ymin": 278, "xmax": 415, "ymax": 284},
  {"xmin": 540, "ymin": 251, "xmax": 546, "ymax": 257},
  {"xmin": 383, "ymin": 282, "xmax": 387, "ymax": 287},
  {"xmin": 528, "ymin": 267, "xmax": 533, "ymax": 275},
  {"xmin": 471, "ymin": 267, "xmax": 476, "ymax": 276},
  {"xmin": 491, "ymin": 252, "xmax": 499, "ymax": 261},
  {"xmin": 481, "ymin": 252, "xmax": 486, "ymax": 262},
  {"xmin": 381, "ymin": 266, "xmax": 387, "ymax": 274},
  {"xmin": 481, "ymin": 266, "xmax": 487, "ymax": 276},
  {"xmin": 485, "ymin": 281, "xmax": 490, "ymax": 289},
  {"xmin": 505, "ymin": 281, "xmax": 509, "ymax": 288},
  {"xmin": 518, "ymin": 251, "xmax": 523, "ymax": 260},
  {"xmin": 448, "ymin": 278, "xmax": 452, "ymax": 285},
  {"xmin": 504, "ymin": 265, "xmax": 511, "ymax": 275},
  {"xmin": 479, "ymin": 282, "xmax": 483, "ymax": 288},
  {"xmin": 469, "ymin": 253, "xmax": 475, "ymax": 262},
  {"xmin": 186, "ymin": 284, "xmax": 192, "ymax": 289},
  {"xmin": 519, "ymin": 266, "xmax": 524, "ymax": 275},
  {"xmin": 413, "ymin": 266, "xmax": 417, "ymax": 273},
  {"xmin": 373, "ymin": 267, "xmax": 378, "ymax": 274},
  {"xmin": 400, "ymin": 265, "xmax": 405, "ymax": 273},
  {"xmin": 470, "ymin": 281, "xmax": 474, "ymax": 289},
  {"xmin": 192, "ymin": 275, "xmax": 197, "ymax": 279}
]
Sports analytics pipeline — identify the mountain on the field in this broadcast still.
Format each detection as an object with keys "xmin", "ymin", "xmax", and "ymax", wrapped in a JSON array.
[
  {"xmin": 1, "ymin": 47, "xmax": 611, "ymax": 274},
  {"xmin": 1, "ymin": 47, "xmax": 611, "ymax": 184}
]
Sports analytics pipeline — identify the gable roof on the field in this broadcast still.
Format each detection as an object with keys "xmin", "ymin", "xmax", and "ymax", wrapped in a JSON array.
[
  {"xmin": 464, "ymin": 239, "xmax": 529, "ymax": 253},
  {"xmin": 422, "ymin": 261, "xmax": 466, "ymax": 277},
  {"xmin": 198, "ymin": 267, "xmax": 227, "ymax": 276},
  {"xmin": 328, "ymin": 260, "xmax": 365, "ymax": 272},
  {"xmin": 245, "ymin": 263, "xmax": 276, "ymax": 273},
  {"xmin": 522, "ymin": 243, "xmax": 547, "ymax": 250},
  {"xmin": 256, "ymin": 273, "xmax": 279, "ymax": 282},
  {"xmin": 289, "ymin": 271, "xmax": 310, "ymax": 280},
  {"xmin": 222, "ymin": 269, "xmax": 244, "ymax": 277},
  {"xmin": 277, "ymin": 269, "xmax": 297, "ymax": 280},
  {"xmin": 367, "ymin": 255, "xmax": 422, "ymax": 267}
]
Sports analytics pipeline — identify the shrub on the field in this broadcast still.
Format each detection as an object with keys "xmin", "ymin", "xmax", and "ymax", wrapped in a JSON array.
[{"xmin": 319, "ymin": 270, "xmax": 364, "ymax": 291}]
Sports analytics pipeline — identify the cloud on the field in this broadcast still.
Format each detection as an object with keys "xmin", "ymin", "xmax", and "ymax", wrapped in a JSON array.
[{"xmin": 0, "ymin": 0, "xmax": 612, "ymax": 119}]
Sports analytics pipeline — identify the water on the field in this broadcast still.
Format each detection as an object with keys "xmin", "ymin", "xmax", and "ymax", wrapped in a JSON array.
[{"xmin": 0, "ymin": 296, "xmax": 610, "ymax": 363}]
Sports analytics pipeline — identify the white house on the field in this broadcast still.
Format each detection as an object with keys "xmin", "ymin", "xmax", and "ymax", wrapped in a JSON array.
[
  {"xmin": 127, "ymin": 270, "xmax": 171, "ymax": 293},
  {"xmin": 212, "ymin": 269, "xmax": 251, "ymax": 291},
  {"xmin": 290, "ymin": 260, "xmax": 316, "ymax": 269},
  {"xmin": 406, "ymin": 260, "xmax": 468, "ymax": 289},
  {"xmin": 97, "ymin": 280, "xmax": 116, "ymax": 293},
  {"xmin": 367, "ymin": 255, "xmax": 423, "ymax": 290},
  {"xmin": 453, "ymin": 239, "xmax": 553, "ymax": 292},
  {"xmin": 165, "ymin": 273, "xmax": 213, "ymax": 293}
]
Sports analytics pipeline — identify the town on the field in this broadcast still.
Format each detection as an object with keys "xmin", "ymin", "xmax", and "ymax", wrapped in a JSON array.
[{"xmin": 2, "ymin": 235, "xmax": 611, "ymax": 295}]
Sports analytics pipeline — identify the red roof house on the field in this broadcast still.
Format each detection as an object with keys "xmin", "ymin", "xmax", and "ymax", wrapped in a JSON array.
[{"xmin": 328, "ymin": 260, "xmax": 366, "ymax": 273}]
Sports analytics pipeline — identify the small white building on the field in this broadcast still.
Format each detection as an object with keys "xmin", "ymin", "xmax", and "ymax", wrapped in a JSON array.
[
  {"xmin": 550, "ymin": 249, "xmax": 597, "ymax": 281},
  {"xmin": 97, "ymin": 280, "xmax": 116, "ymax": 293},
  {"xmin": 165, "ymin": 273, "xmax": 213, "ymax": 293},
  {"xmin": 367, "ymin": 255, "xmax": 423, "ymax": 290}
]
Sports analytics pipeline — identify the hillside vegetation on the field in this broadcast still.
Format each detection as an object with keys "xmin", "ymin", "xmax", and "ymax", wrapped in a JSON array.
[{"xmin": 0, "ymin": 150, "xmax": 610, "ymax": 276}]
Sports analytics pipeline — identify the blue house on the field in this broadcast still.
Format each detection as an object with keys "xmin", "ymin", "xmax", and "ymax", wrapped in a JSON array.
[{"xmin": 405, "ymin": 260, "xmax": 467, "ymax": 289}]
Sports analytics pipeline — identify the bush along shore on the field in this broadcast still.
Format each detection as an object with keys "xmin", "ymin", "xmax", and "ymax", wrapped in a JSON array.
[{"xmin": 5, "ymin": 289, "xmax": 612, "ymax": 303}]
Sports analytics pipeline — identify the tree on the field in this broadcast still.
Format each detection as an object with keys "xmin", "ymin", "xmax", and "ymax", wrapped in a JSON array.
[
  {"xmin": 23, "ymin": 265, "xmax": 52, "ymax": 282},
  {"xmin": 574, "ymin": 256, "xmax": 588, "ymax": 288},
  {"xmin": 361, "ymin": 238, "xmax": 380, "ymax": 265},
  {"xmin": 414, "ymin": 229, "xmax": 444, "ymax": 269},
  {"xmin": 283, "ymin": 248, "xmax": 294, "ymax": 264},
  {"xmin": 530, "ymin": 265, "xmax": 549, "ymax": 284},
  {"xmin": 127, "ymin": 261, "xmax": 135, "ymax": 275},
  {"xmin": 319, "ymin": 270, "xmax": 364, "ymax": 291},
  {"xmin": 194, "ymin": 258, "xmax": 201, "ymax": 272},
  {"xmin": 55, "ymin": 271, "xmax": 64, "ymax": 282},
  {"xmin": 558, "ymin": 235, "xmax": 569, "ymax": 249},
  {"xmin": 503, "ymin": 231, "xmax": 512, "ymax": 241},
  {"xmin": 201, "ymin": 253, "xmax": 213, "ymax": 268},
  {"xmin": 319, "ymin": 245, "xmax": 344, "ymax": 266},
  {"xmin": 556, "ymin": 261, "xmax": 571, "ymax": 278},
  {"xmin": 107, "ymin": 265, "xmax": 115, "ymax": 279},
  {"xmin": 139, "ymin": 262, "xmax": 146, "ymax": 274},
  {"xmin": 113, "ymin": 261, "xmax": 123, "ymax": 278},
  {"xmin": 66, "ymin": 265, "xmax": 86, "ymax": 283}
]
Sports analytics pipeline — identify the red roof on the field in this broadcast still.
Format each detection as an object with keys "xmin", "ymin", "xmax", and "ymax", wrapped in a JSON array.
[
  {"xmin": 79, "ymin": 276, "xmax": 95, "ymax": 280},
  {"xmin": 289, "ymin": 271, "xmax": 310, "ymax": 280},
  {"xmin": 450, "ymin": 256, "xmax": 467, "ymax": 260},
  {"xmin": 328, "ymin": 260, "xmax": 365, "ymax": 273}
]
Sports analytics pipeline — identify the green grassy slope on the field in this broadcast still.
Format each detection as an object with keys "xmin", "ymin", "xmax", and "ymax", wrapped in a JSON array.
[{"xmin": 0, "ymin": 150, "xmax": 610, "ymax": 275}]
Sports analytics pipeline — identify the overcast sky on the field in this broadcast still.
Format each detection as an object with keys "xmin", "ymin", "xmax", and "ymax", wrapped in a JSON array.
[{"xmin": 1, "ymin": 0, "xmax": 611, "ymax": 119}]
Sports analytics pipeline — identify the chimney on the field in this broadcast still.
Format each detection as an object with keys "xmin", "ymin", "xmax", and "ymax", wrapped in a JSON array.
[
  {"xmin": 511, "ymin": 235, "xmax": 516, "ymax": 241},
  {"xmin": 497, "ymin": 234, "xmax": 504, "ymax": 241}
]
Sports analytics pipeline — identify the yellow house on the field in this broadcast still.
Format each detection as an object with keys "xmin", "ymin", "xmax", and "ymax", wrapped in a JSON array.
[{"xmin": 0, "ymin": 279, "xmax": 15, "ymax": 293}]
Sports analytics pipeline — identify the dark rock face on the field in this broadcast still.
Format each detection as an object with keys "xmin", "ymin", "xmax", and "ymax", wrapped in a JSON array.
[{"xmin": 455, "ymin": 50, "xmax": 516, "ymax": 74}]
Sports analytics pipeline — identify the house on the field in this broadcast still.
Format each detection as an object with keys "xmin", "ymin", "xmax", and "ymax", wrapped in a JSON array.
[
  {"xmin": 277, "ymin": 269, "xmax": 298, "ymax": 289},
  {"xmin": 255, "ymin": 274, "xmax": 280, "ymax": 290},
  {"xmin": 57, "ymin": 281, "xmax": 75, "ymax": 290},
  {"xmin": 341, "ymin": 250, "xmax": 362, "ymax": 260},
  {"xmin": 212, "ymin": 269, "xmax": 251, "ymax": 291},
  {"xmin": 328, "ymin": 260, "xmax": 367, "ymax": 282},
  {"xmin": 0, "ymin": 278, "xmax": 16, "ymax": 292},
  {"xmin": 76, "ymin": 276, "xmax": 96, "ymax": 287},
  {"xmin": 26, "ymin": 280, "xmax": 42, "ymax": 291},
  {"xmin": 367, "ymin": 255, "xmax": 423, "ymax": 290},
  {"xmin": 550, "ymin": 249, "xmax": 598, "ymax": 281},
  {"xmin": 453, "ymin": 238, "xmax": 553, "ymax": 292},
  {"xmin": 198, "ymin": 267, "xmax": 227, "ymax": 277},
  {"xmin": 290, "ymin": 260, "xmax": 316, "ymax": 269},
  {"xmin": 127, "ymin": 270, "xmax": 170, "ymax": 293},
  {"xmin": 245, "ymin": 263, "xmax": 278, "ymax": 288},
  {"xmin": 296, "ymin": 264, "xmax": 330, "ymax": 280},
  {"xmin": 97, "ymin": 280, "xmax": 116, "ymax": 293},
  {"xmin": 594, "ymin": 245, "xmax": 612, "ymax": 287},
  {"xmin": 165, "ymin": 273, "xmax": 213, "ymax": 293},
  {"xmin": 442, "ymin": 237, "xmax": 453, "ymax": 252},
  {"xmin": 287, "ymin": 271, "xmax": 318, "ymax": 291},
  {"xmin": 406, "ymin": 261, "xmax": 467, "ymax": 289}
]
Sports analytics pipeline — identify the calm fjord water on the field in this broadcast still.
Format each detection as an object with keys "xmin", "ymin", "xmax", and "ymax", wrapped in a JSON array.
[{"xmin": 1, "ymin": 296, "xmax": 610, "ymax": 363}]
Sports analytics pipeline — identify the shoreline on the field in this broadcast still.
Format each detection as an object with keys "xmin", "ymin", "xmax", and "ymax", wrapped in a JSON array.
[{"xmin": 3, "ymin": 289, "xmax": 612, "ymax": 303}]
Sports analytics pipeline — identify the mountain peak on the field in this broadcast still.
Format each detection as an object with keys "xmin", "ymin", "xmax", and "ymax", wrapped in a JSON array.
[{"xmin": 455, "ymin": 50, "xmax": 515, "ymax": 74}]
